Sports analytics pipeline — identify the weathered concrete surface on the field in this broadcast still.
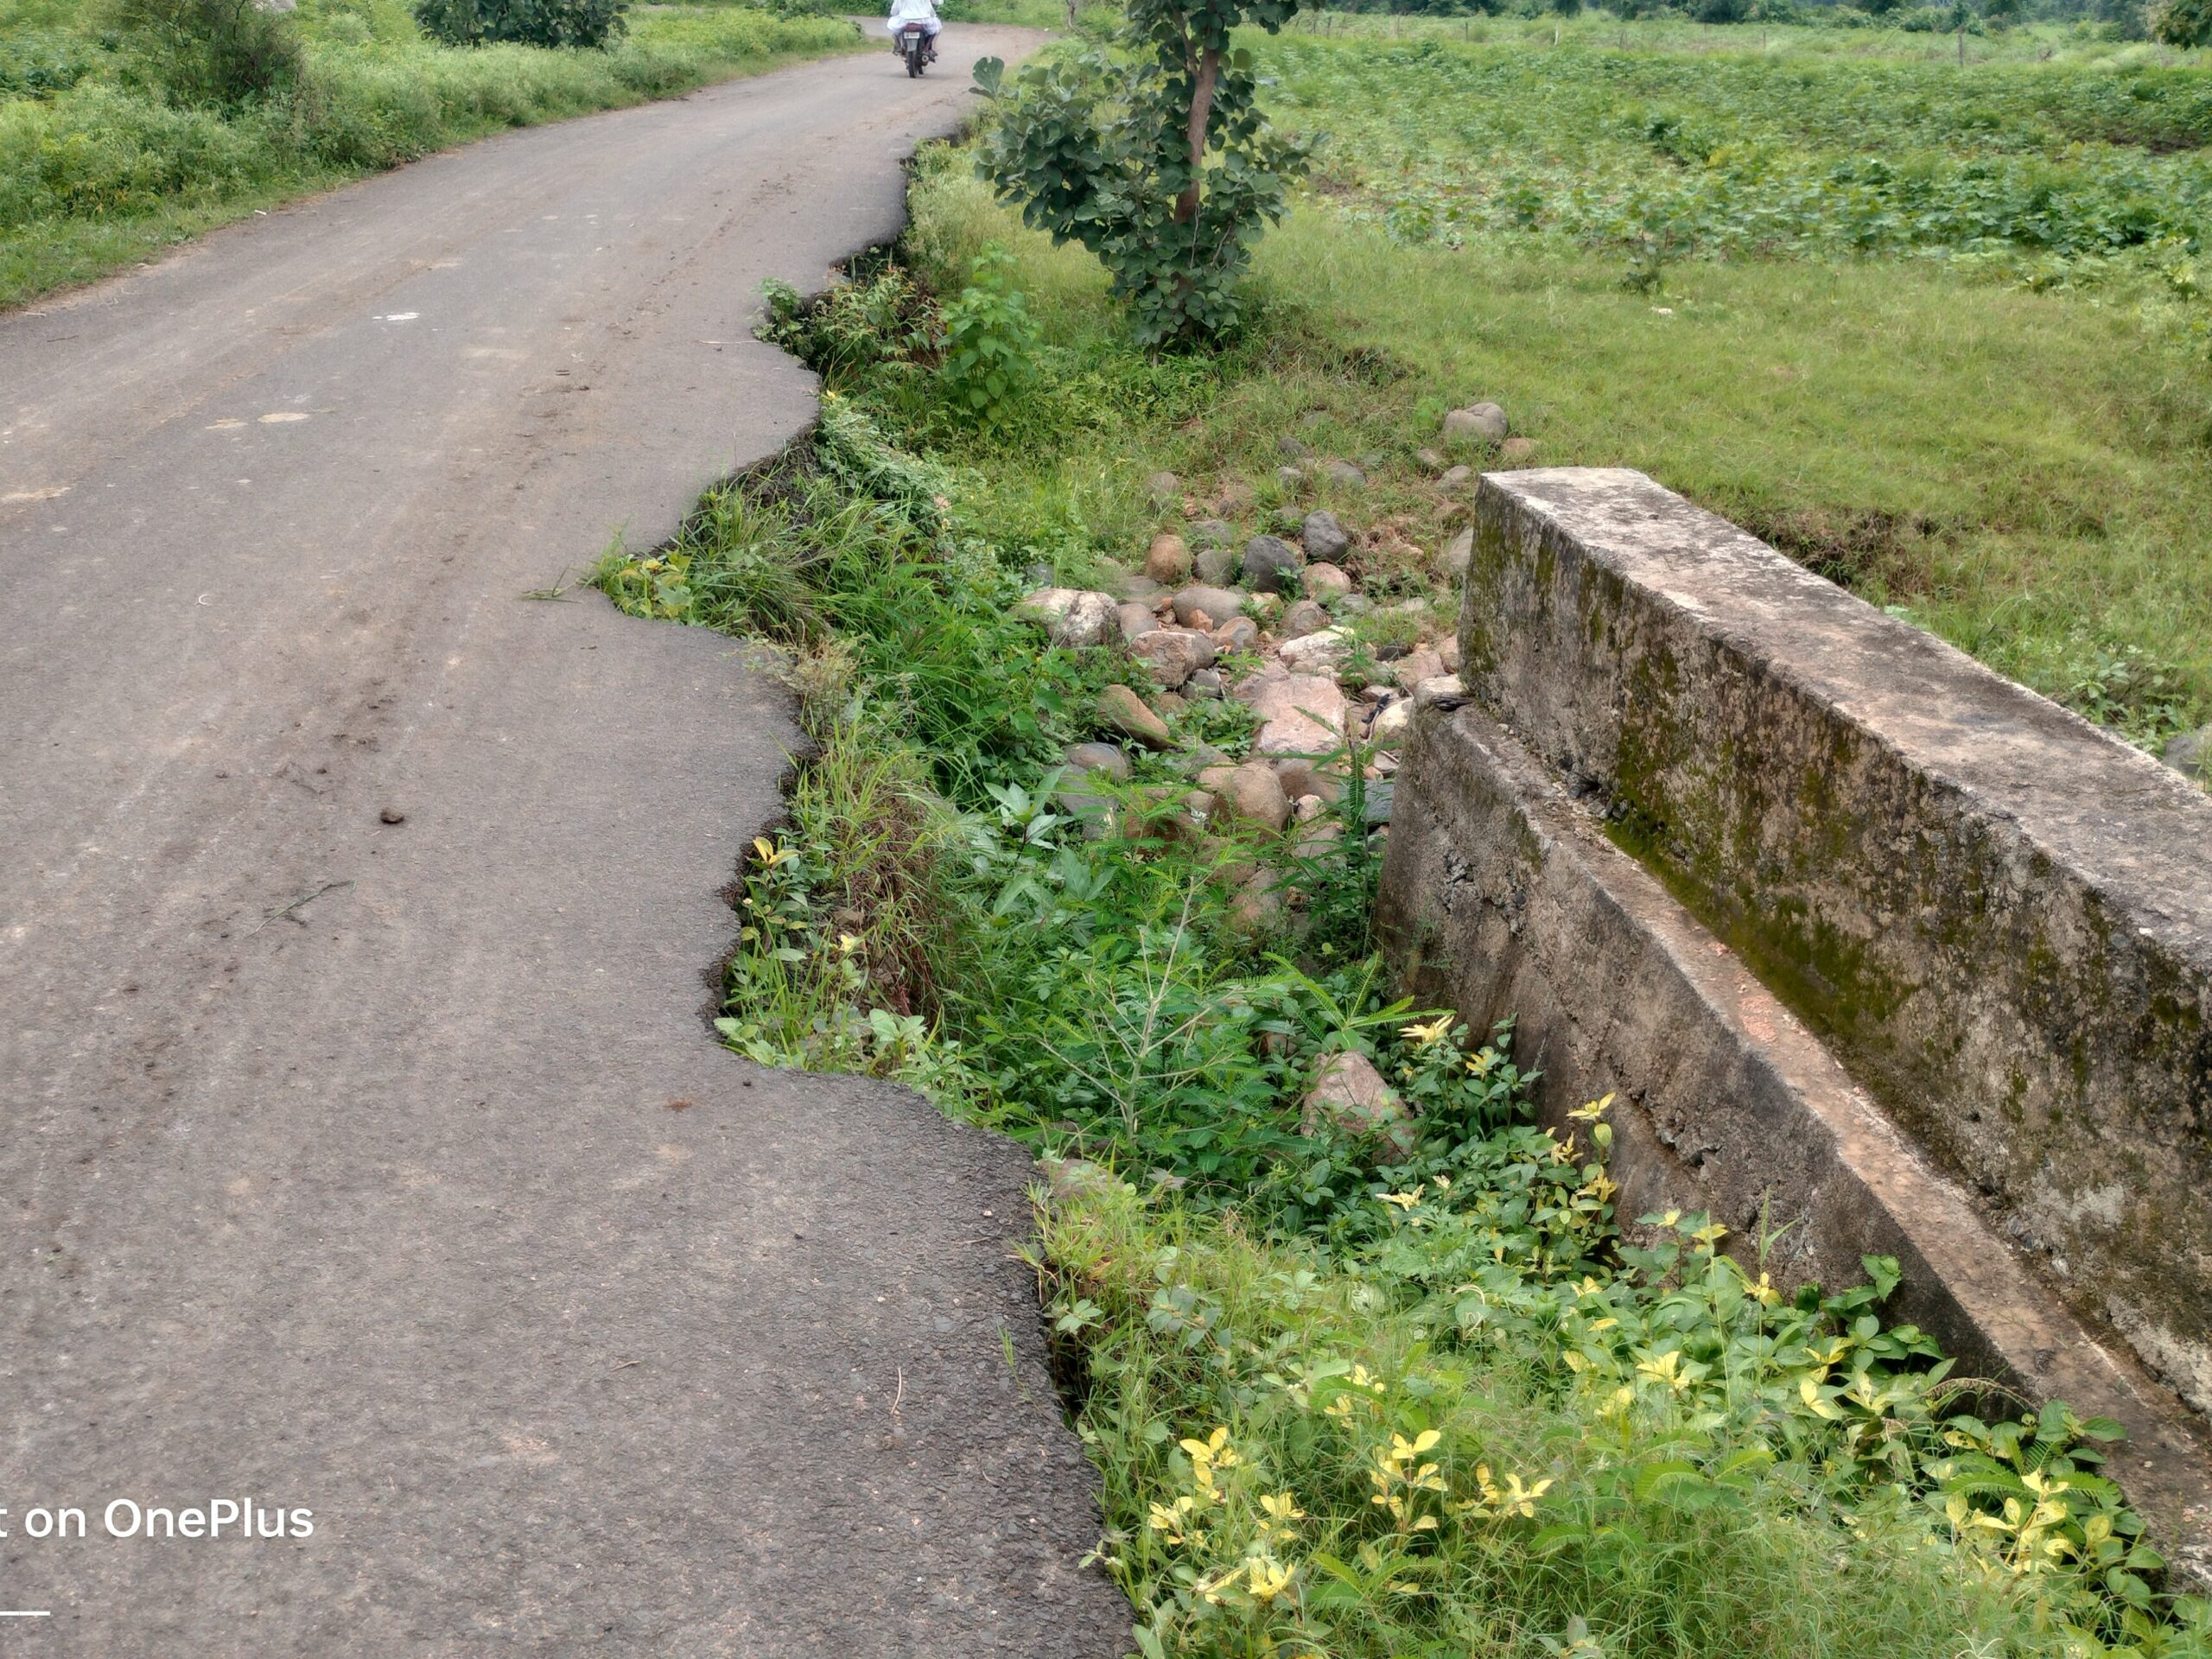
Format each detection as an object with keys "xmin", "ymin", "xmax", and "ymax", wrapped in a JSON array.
[
  {"xmin": 0, "ymin": 33, "xmax": 1134, "ymax": 1656},
  {"xmin": 1380, "ymin": 699, "xmax": 2212, "ymax": 1583},
  {"xmin": 1458, "ymin": 468, "xmax": 2212, "ymax": 1424}
]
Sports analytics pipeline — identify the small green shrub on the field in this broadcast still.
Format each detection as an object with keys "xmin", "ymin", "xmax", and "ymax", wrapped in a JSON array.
[
  {"xmin": 938, "ymin": 245, "xmax": 1042, "ymax": 437},
  {"xmin": 111, "ymin": 0, "xmax": 304, "ymax": 105},
  {"xmin": 411, "ymin": 0, "xmax": 626, "ymax": 50}
]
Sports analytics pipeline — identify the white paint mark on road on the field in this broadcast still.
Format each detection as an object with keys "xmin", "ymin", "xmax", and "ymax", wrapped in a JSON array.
[
  {"xmin": 375, "ymin": 313, "xmax": 421, "ymax": 322},
  {"xmin": 206, "ymin": 418, "xmax": 245, "ymax": 429},
  {"xmin": 2, "ymin": 486, "xmax": 67, "ymax": 502},
  {"xmin": 258, "ymin": 412, "xmax": 310, "ymax": 423}
]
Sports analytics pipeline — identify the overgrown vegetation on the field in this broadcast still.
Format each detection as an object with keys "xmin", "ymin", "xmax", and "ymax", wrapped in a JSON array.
[
  {"xmin": 0, "ymin": 0, "xmax": 857, "ymax": 308},
  {"xmin": 597, "ymin": 124, "xmax": 2210, "ymax": 1649}
]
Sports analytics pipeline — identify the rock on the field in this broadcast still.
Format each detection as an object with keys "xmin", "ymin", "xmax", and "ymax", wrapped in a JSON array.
[
  {"xmin": 1154, "ymin": 691, "xmax": 1188, "ymax": 717},
  {"xmin": 1412, "ymin": 674, "xmax": 1465, "ymax": 709},
  {"xmin": 1055, "ymin": 781, "xmax": 1116, "ymax": 838},
  {"xmin": 1363, "ymin": 778, "xmax": 1394, "ymax": 824},
  {"xmin": 1319, "ymin": 459, "xmax": 1367, "ymax": 488},
  {"xmin": 1272, "ymin": 754, "xmax": 1342, "ymax": 803},
  {"xmin": 1185, "ymin": 667, "xmax": 1224, "ymax": 699},
  {"xmin": 1242, "ymin": 535, "xmax": 1304, "ymax": 594},
  {"xmin": 2168, "ymin": 724, "xmax": 2211, "ymax": 779},
  {"xmin": 1367, "ymin": 697, "xmax": 1411, "ymax": 747},
  {"xmin": 1191, "ymin": 518, "xmax": 1236, "ymax": 549},
  {"xmin": 1441, "ymin": 528, "xmax": 1474, "ymax": 579},
  {"xmin": 1302, "ymin": 510, "xmax": 1351, "ymax": 563},
  {"xmin": 1129, "ymin": 627, "xmax": 1215, "ymax": 690},
  {"xmin": 1293, "ymin": 793, "xmax": 1327, "ymax": 823},
  {"xmin": 1294, "ymin": 813, "xmax": 1341, "ymax": 859},
  {"xmin": 1019, "ymin": 588, "xmax": 1120, "ymax": 648},
  {"xmin": 1393, "ymin": 646, "xmax": 1446, "ymax": 690},
  {"xmin": 1098, "ymin": 683, "xmax": 1173, "ymax": 750},
  {"xmin": 1278, "ymin": 627, "xmax": 1351, "ymax": 677},
  {"xmin": 1303, "ymin": 563, "xmax": 1352, "ymax": 601},
  {"xmin": 1172, "ymin": 584, "xmax": 1245, "ymax": 627},
  {"xmin": 1065, "ymin": 741, "xmax": 1132, "ymax": 782},
  {"xmin": 1501, "ymin": 436, "xmax": 1538, "ymax": 463},
  {"xmin": 1213, "ymin": 615, "xmax": 1260, "ymax": 652},
  {"xmin": 1211, "ymin": 760, "xmax": 1291, "ymax": 833},
  {"xmin": 1214, "ymin": 480, "xmax": 1256, "ymax": 516},
  {"xmin": 1440, "ymin": 465, "xmax": 1473, "ymax": 488},
  {"xmin": 1438, "ymin": 637, "xmax": 1460, "ymax": 672},
  {"xmin": 1115, "ymin": 569, "xmax": 1167, "ymax": 603},
  {"xmin": 1237, "ymin": 665, "xmax": 1351, "ymax": 759},
  {"xmin": 1118, "ymin": 601, "xmax": 1160, "ymax": 644},
  {"xmin": 1274, "ymin": 466, "xmax": 1306, "ymax": 491},
  {"xmin": 1442, "ymin": 402, "xmax": 1509, "ymax": 446},
  {"xmin": 1193, "ymin": 543, "xmax": 1236, "ymax": 586},
  {"xmin": 1039, "ymin": 1155, "xmax": 1128, "ymax": 1205},
  {"xmin": 1249, "ymin": 593, "xmax": 1284, "ymax": 625},
  {"xmin": 1415, "ymin": 447, "xmax": 1446, "ymax": 471},
  {"xmin": 1119, "ymin": 783, "xmax": 1211, "ymax": 845},
  {"xmin": 1224, "ymin": 861, "xmax": 1287, "ymax": 939},
  {"xmin": 1300, "ymin": 1051, "xmax": 1416, "ymax": 1160},
  {"xmin": 1279, "ymin": 599, "xmax": 1332, "ymax": 641},
  {"xmin": 1146, "ymin": 469, "xmax": 1183, "ymax": 505},
  {"xmin": 1277, "ymin": 433, "xmax": 1313, "ymax": 461},
  {"xmin": 1177, "ymin": 744, "xmax": 1232, "ymax": 778},
  {"xmin": 1144, "ymin": 532, "xmax": 1192, "ymax": 585}
]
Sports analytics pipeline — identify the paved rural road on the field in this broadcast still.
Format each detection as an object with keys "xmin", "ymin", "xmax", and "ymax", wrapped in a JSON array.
[{"xmin": 0, "ymin": 30, "xmax": 1135, "ymax": 1657}]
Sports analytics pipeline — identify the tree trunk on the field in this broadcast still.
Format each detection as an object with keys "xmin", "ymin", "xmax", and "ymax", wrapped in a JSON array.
[{"xmin": 1173, "ymin": 42, "xmax": 1223, "ymax": 226}]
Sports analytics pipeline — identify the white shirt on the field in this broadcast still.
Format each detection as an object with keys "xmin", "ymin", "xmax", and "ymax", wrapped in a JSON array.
[{"xmin": 888, "ymin": 0, "xmax": 937, "ymax": 20}]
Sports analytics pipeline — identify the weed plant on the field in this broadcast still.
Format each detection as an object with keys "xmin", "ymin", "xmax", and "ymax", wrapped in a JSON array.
[{"xmin": 598, "ymin": 189, "xmax": 2209, "ymax": 1649}]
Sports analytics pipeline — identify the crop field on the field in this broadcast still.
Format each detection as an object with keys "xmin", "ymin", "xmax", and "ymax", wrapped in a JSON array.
[{"xmin": 1204, "ymin": 26, "xmax": 2212, "ymax": 744}]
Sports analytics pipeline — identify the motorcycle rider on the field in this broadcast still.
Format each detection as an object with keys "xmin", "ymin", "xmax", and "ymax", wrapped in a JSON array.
[{"xmin": 886, "ymin": 0, "xmax": 941, "ymax": 61}]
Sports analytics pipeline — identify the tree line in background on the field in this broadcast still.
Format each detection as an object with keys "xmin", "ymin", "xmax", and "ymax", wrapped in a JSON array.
[{"xmin": 1309, "ymin": 0, "xmax": 2176, "ymax": 41}]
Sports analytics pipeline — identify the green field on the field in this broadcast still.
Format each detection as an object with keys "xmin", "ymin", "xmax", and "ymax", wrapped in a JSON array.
[{"xmin": 0, "ymin": 0, "xmax": 861, "ymax": 308}]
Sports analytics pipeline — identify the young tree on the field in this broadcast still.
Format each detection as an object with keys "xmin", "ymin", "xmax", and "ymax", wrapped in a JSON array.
[{"xmin": 976, "ymin": 0, "xmax": 1312, "ymax": 346}]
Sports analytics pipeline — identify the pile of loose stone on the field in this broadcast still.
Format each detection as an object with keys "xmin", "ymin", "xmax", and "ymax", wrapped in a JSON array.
[
  {"xmin": 1025, "ymin": 407, "xmax": 1541, "ymax": 1179},
  {"xmin": 1013, "ymin": 412, "xmax": 1520, "ymax": 934}
]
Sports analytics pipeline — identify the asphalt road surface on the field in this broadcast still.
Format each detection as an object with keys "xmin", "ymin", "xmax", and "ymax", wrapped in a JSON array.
[{"xmin": 0, "ymin": 29, "xmax": 1133, "ymax": 1656}]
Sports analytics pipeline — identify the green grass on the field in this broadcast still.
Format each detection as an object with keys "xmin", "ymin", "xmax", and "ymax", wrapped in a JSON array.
[{"xmin": 0, "ymin": 0, "xmax": 862, "ymax": 309}]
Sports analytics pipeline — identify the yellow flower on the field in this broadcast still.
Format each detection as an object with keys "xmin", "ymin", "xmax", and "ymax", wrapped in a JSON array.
[
  {"xmin": 1465, "ymin": 1049, "xmax": 1497, "ymax": 1077},
  {"xmin": 1259, "ymin": 1491, "xmax": 1306, "ymax": 1537},
  {"xmin": 1567, "ymin": 1092, "xmax": 1615, "ymax": 1121},
  {"xmin": 1246, "ymin": 1554, "xmax": 1295, "ymax": 1602},
  {"xmin": 1400, "ymin": 1014, "xmax": 1453, "ymax": 1049},
  {"xmin": 1381, "ymin": 1185, "xmax": 1426, "ymax": 1211},
  {"xmin": 836, "ymin": 933, "xmax": 864, "ymax": 956}
]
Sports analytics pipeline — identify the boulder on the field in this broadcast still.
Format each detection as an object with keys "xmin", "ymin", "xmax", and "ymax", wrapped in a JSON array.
[
  {"xmin": 1366, "ymin": 696, "xmax": 1411, "ymax": 748},
  {"xmin": 1274, "ymin": 466, "xmax": 1306, "ymax": 491},
  {"xmin": 1019, "ymin": 588, "xmax": 1120, "ymax": 648},
  {"xmin": 1319, "ymin": 458, "xmax": 1367, "ymax": 488},
  {"xmin": 1098, "ymin": 683, "xmax": 1173, "ymax": 750},
  {"xmin": 1279, "ymin": 599, "xmax": 1332, "ymax": 641},
  {"xmin": 1501, "ymin": 436, "xmax": 1538, "ymax": 463},
  {"xmin": 1303, "ymin": 563, "xmax": 1352, "ymax": 601},
  {"xmin": 2166, "ymin": 724, "xmax": 2210, "ymax": 780},
  {"xmin": 1441, "ymin": 528, "xmax": 1474, "ymax": 579},
  {"xmin": 1193, "ymin": 543, "xmax": 1237, "ymax": 586},
  {"xmin": 1215, "ymin": 480, "xmax": 1257, "ymax": 516},
  {"xmin": 1146, "ymin": 469, "xmax": 1183, "ymax": 505},
  {"xmin": 1442, "ymin": 403, "xmax": 1509, "ymax": 446},
  {"xmin": 1116, "ymin": 569, "xmax": 1167, "ymax": 603},
  {"xmin": 1191, "ymin": 518, "xmax": 1236, "ymax": 549},
  {"xmin": 1277, "ymin": 433, "xmax": 1314, "ymax": 461},
  {"xmin": 1185, "ymin": 668, "xmax": 1224, "ymax": 699},
  {"xmin": 1236, "ymin": 665, "xmax": 1351, "ymax": 759},
  {"xmin": 1143, "ymin": 532, "xmax": 1192, "ymax": 585},
  {"xmin": 1271, "ymin": 754, "xmax": 1342, "ymax": 803},
  {"xmin": 1412, "ymin": 674, "xmax": 1465, "ymax": 709},
  {"xmin": 1211, "ymin": 760, "xmax": 1292, "ymax": 834},
  {"xmin": 1118, "ymin": 601, "xmax": 1160, "ymax": 644},
  {"xmin": 1224, "ymin": 860, "xmax": 1287, "ymax": 939},
  {"xmin": 1064, "ymin": 741, "xmax": 1132, "ymax": 782},
  {"xmin": 1300, "ymin": 1051, "xmax": 1416, "ymax": 1160},
  {"xmin": 1415, "ymin": 447, "xmax": 1446, "ymax": 471},
  {"xmin": 1242, "ymin": 535, "xmax": 1304, "ymax": 594},
  {"xmin": 1129, "ymin": 627, "xmax": 1215, "ymax": 690},
  {"xmin": 1278, "ymin": 627, "xmax": 1351, "ymax": 677},
  {"xmin": 1393, "ymin": 646, "xmax": 1446, "ymax": 691},
  {"xmin": 1213, "ymin": 615, "xmax": 1260, "ymax": 652},
  {"xmin": 1438, "ymin": 637, "xmax": 1461, "ymax": 673},
  {"xmin": 1172, "ymin": 584, "xmax": 1245, "ymax": 627},
  {"xmin": 1302, "ymin": 510, "xmax": 1351, "ymax": 563}
]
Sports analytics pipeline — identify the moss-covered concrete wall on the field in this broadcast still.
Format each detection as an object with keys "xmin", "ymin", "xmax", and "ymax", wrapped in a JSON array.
[{"xmin": 1453, "ymin": 467, "xmax": 2212, "ymax": 1422}]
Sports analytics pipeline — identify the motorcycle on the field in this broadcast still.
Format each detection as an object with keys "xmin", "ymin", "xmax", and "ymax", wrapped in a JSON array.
[{"xmin": 896, "ymin": 20, "xmax": 935, "ymax": 76}]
